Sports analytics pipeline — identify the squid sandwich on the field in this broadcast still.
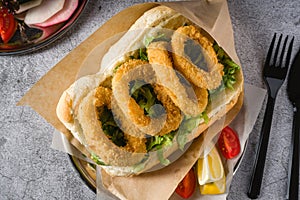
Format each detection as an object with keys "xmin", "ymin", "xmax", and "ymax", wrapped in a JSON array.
[{"xmin": 56, "ymin": 5, "xmax": 243, "ymax": 176}]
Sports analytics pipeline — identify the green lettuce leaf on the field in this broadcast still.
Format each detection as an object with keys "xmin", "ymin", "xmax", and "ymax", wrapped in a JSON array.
[
  {"xmin": 90, "ymin": 152, "xmax": 106, "ymax": 166},
  {"xmin": 139, "ymin": 48, "xmax": 148, "ymax": 61},
  {"xmin": 213, "ymin": 43, "xmax": 240, "ymax": 90},
  {"xmin": 98, "ymin": 106, "xmax": 127, "ymax": 147},
  {"xmin": 146, "ymin": 131, "xmax": 176, "ymax": 152}
]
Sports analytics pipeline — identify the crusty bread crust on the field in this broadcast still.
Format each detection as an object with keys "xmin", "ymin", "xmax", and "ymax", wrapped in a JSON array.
[
  {"xmin": 56, "ymin": 91, "xmax": 73, "ymax": 123},
  {"xmin": 56, "ymin": 74, "xmax": 106, "ymax": 143}
]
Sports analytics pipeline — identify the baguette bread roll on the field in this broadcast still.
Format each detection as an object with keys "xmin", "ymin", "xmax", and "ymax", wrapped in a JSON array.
[{"xmin": 56, "ymin": 5, "xmax": 243, "ymax": 176}]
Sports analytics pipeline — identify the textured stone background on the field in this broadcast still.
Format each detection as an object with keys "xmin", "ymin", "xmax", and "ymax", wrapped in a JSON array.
[{"xmin": 0, "ymin": 0, "xmax": 299, "ymax": 199}]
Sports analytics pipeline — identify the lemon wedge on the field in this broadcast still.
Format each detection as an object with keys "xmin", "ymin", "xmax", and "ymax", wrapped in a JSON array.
[
  {"xmin": 197, "ymin": 146, "xmax": 224, "ymax": 185},
  {"xmin": 200, "ymin": 173, "xmax": 226, "ymax": 195}
]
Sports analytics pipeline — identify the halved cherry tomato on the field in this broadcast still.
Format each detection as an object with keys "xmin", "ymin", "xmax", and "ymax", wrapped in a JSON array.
[
  {"xmin": 218, "ymin": 126, "xmax": 241, "ymax": 159},
  {"xmin": 0, "ymin": 8, "xmax": 17, "ymax": 43},
  {"xmin": 175, "ymin": 168, "xmax": 196, "ymax": 199}
]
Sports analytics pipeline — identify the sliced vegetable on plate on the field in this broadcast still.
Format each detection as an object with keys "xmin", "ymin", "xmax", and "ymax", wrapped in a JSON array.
[
  {"xmin": 217, "ymin": 126, "xmax": 241, "ymax": 159},
  {"xmin": 0, "ymin": 0, "xmax": 85, "ymax": 53},
  {"xmin": 24, "ymin": 0, "xmax": 65, "ymax": 25},
  {"xmin": 34, "ymin": 0, "xmax": 78, "ymax": 27},
  {"xmin": 0, "ymin": 8, "xmax": 17, "ymax": 43}
]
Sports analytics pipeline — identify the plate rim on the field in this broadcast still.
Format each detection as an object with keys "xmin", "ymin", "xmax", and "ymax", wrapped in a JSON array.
[{"xmin": 0, "ymin": 0, "xmax": 90, "ymax": 56}]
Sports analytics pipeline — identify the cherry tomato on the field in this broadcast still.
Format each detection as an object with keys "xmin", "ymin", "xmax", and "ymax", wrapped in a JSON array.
[
  {"xmin": 175, "ymin": 168, "xmax": 196, "ymax": 199},
  {"xmin": 218, "ymin": 126, "xmax": 241, "ymax": 159},
  {"xmin": 0, "ymin": 8, "xmax": 17, "ymax": 43}
]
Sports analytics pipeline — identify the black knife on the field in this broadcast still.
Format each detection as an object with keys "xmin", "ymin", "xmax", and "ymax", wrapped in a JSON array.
[{"xmin": 287, "ymin": 47, "xmax": 300, "ymax": 200}]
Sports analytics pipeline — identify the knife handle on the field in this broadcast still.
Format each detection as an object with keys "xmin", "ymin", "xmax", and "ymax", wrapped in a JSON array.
[
  {"xmin": 287, "ymin": 107, "xmax": 300, "ymax": 200},
  {"xmin": 248, "ymin": 95, "xmax": 276, "ymax": 199}
]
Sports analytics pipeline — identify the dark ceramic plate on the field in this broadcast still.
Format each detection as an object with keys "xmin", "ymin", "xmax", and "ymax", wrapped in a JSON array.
[{"xmin": 0, "ymin": 0, "xmax": 89, "ymax": 56}]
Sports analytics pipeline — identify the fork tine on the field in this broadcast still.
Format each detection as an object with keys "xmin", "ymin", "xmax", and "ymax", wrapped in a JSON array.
[
  {"xmin": 278, "ymin": 36, "xmax": 288, "ymax": 68},
  {"xmin": 285, "ymin": 36, "xmax": 294, "ymax": 69},
  {"xmin": 273, "ymin": 34, "xmax": 283, "ymax": 66},
  {"xmin": 265, "ymin": 33, "xmax": 277, "ymax": 67}
]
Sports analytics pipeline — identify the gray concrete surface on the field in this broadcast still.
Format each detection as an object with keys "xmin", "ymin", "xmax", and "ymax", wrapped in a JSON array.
[{"xmin": 0, "ymin": 0, "xmax": 300, "ymax": 199}]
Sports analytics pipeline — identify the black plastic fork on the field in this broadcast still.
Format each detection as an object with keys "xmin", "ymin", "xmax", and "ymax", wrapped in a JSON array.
[{"xmin": 248, "ymin": 33, "xmax": 294, "ymax": 199}]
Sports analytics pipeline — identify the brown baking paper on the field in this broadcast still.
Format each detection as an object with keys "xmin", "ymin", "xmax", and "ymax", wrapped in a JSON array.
[
  {"xmin": 99, "ymin": 102, "xmax": 242, "ymax": 200},
  {"xmin": 18, "ymin": 0, "xmax": 244, "ymax": 199}
]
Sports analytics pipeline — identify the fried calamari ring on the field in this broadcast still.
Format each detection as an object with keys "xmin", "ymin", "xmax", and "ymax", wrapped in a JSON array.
[
  {"xmin": 112, "ymin": 59, "xmax": 182, "ymax": 136},
  {"xmin": 77, "ymin": 86, "xmax": 147, "ymax": 167},
  {"xmin": 171, "ymin": 25, "xmax": 224, "ymax": 90},
  {"xmin": 147, "ymin": 41, "xmax": 208, "ymax": 116},
  {"xmin": 95, "ymin": 86, "xmax": 147, "ymax": 153},
  {"xmin": 112, "ymin": 59, "xmax": 157, "ymax": 130}
]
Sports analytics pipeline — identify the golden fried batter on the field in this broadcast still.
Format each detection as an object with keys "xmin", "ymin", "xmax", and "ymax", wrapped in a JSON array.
[
  {"xmin": 148, "ymin": 41, "xmax": 173, "ymax": 68},
  {"xmin": 94, "ymin": 86, "xmax": 112, "ymax": 108},
  {"xmin": 154, "ymin": 84, "xmax": 182, "ymax": 135},
  {"xmin": 128, "ymin": 97, "xmax": 151, "ymax": 126},
  {"xmin": 113, "ymin": 59, "xmax": 153, "ymax": 127},
  {"xmin": 147, "ymin": 41, "xmax": 208, "ymax": 116},
  {"xmin": 113, "ymin": 58, "xmax": 183, "ymax": 136},
  {"xmin": 113, "ymin": 59, "xmax": 149, "ymax": 82},
  {"xmin": 171, "ymin": 25, "xmax": 224, "ymax": 90},
  {"xmin": 124, "ymin": 134, "xmax": 147, "ymax": 153},
  {"xmin": 193, "ymin": 86, "xmax": 208, "ymax": 113},
  {"xmin": 94, "ymin": 86, "xmax": 146, "ymax": 153},
  {"xmin": 119, "ymin": 60, "xmax": 153, "ymax": 127}
]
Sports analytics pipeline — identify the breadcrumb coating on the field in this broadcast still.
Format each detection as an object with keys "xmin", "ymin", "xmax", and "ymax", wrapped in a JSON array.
[
  {"xmin": 94, "ymin": 86, "xmax": 146, "ymax": 153},
  {"xmin": 148, "ymin": 41, "xmax": 208, "ymax": 115},
  {"xmin": 171, "ymin": 25, "xmax": 224, "ymax": 90}
]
